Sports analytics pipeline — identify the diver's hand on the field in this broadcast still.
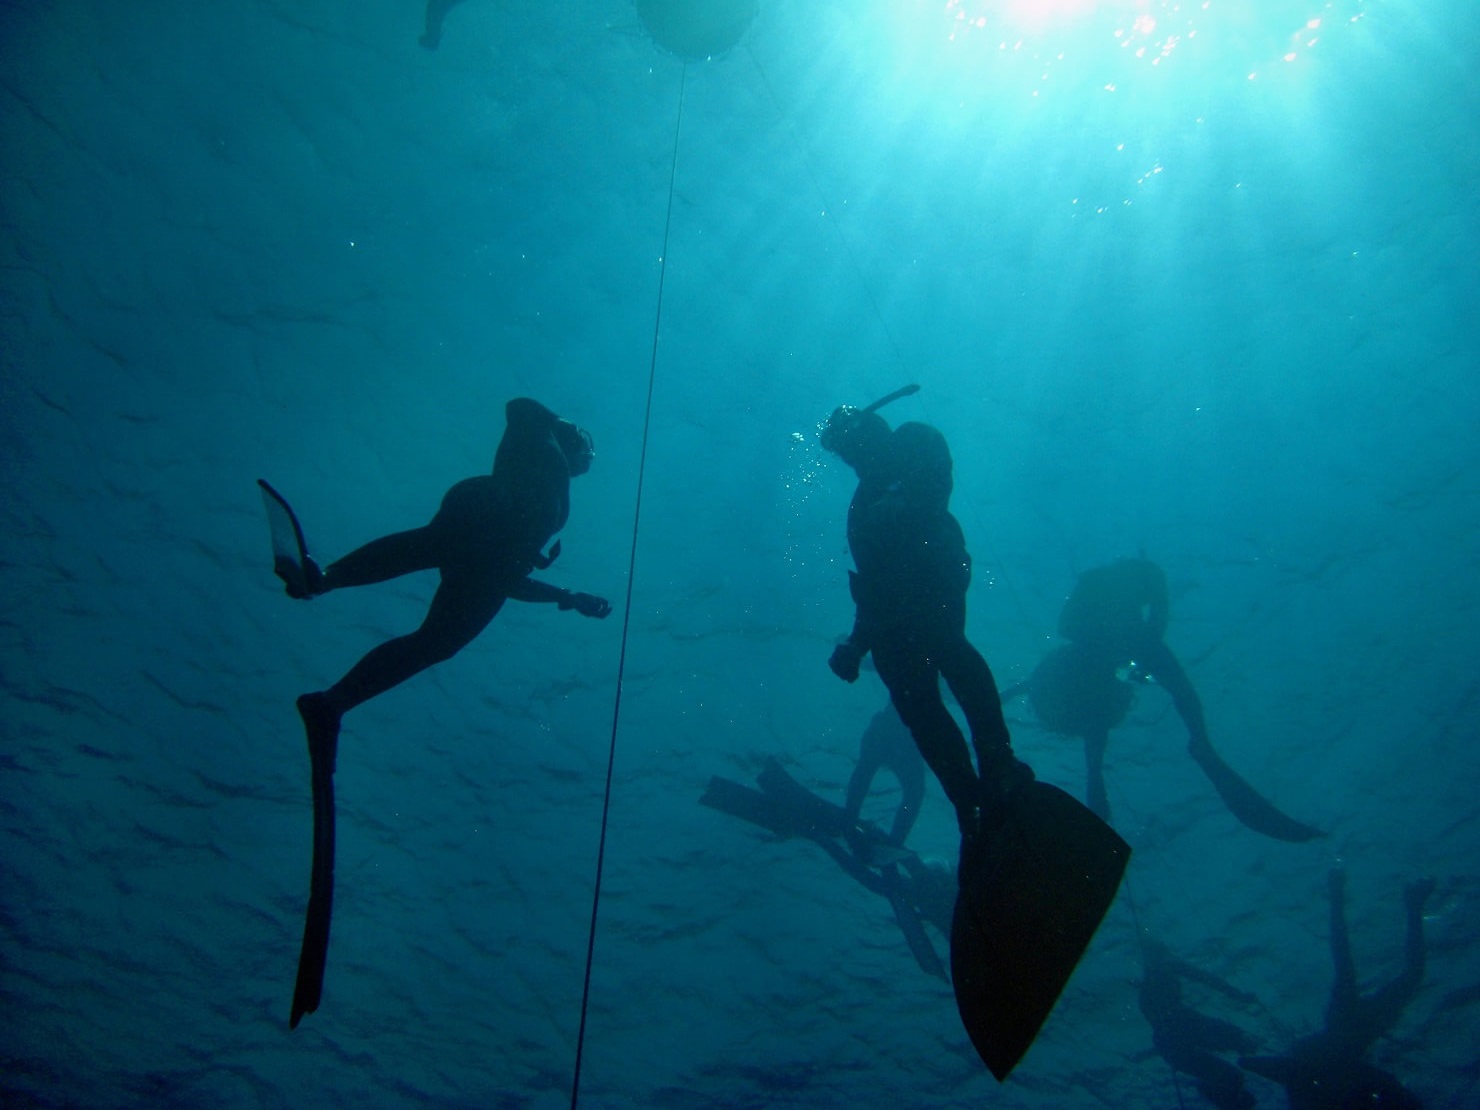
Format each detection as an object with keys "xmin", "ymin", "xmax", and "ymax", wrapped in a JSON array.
[
  {"xmin": 829, "ymin": 641, "xmax": 864, "ymax": 682},
  {"xmin": 560, "ymin": 591, "xmax": 612, "ymax": 619}
]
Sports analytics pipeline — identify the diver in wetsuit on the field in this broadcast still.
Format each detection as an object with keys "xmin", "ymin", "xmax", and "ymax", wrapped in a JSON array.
[
  {"xmin": 273, "ymin": 396, "xmax": 610, "ymax": 1028},
  {"xmin": 290, "ymin": 397, "xmax": 611, "ymax": 754},
  {"xmin": 817, "ymin": 389, "xmax": 1130, "ymax": 1082},
  {"xmin": 1240, "ymin": 868, "xmax": 1434, "ymax": 1109},
  {"xmin": 820, "ymin": 390, "xmax": 1030, "ymax": 841},
  {"xmin": 1139, "ymin": 937, "xmax": 1260, "ymax": 1110},
  {"xmin": 1004, "ymin": 558, "xmax": 1322, "ymax": 841}
]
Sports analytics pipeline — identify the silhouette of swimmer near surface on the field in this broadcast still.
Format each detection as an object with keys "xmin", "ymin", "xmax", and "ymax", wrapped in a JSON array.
[
  {"xmin": 1240, "ymin": 869, "xmax": 1434, "ymax": 1108},
  {"xmin": 820, "ymin": 385, "xmax": 1129, "ymax": 1081},
  {"xmin": 1139, "ymin": 937, "xmax": 1261, "ymax": 1110},
  {"xmin": 1003, "ymin": 559, "xmax": 1323, "ymax": 842},
  {"xmin": 259, "ymin": 398, "xmax": 611, "ymax": 1029}
]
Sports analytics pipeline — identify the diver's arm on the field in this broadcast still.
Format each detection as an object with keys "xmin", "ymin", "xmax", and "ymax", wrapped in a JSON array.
[
  {"xmin": 829, "ymin": 574, "xmax": 877, "ymax": 682},
  {"xmin": 509, "ymin": 577, "xmax": 611, "ymax": 618}
]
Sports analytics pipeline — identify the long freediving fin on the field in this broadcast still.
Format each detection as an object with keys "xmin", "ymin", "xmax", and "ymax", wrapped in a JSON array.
[
  {"xmin": 258, "ymin": 479, "xmax": 317, "ymax": 599},
  {"xmin": 950, "ymin": 780, "xmax": 1130, "ymax": 1081},
  {"xmin": 754, "ymin": 757, "xmax": 854, "ymax": 840},
  {"xmin": 702, "ymin": 761, "xmax": 907, "ymax": 863},
  {"xmin": 1188, "ymin": 743, "xmax": 1323, "ymax": 842},
  {"xmin": 289, "ymin": 694, "xmax": 339, "ymax": 1028},
  {"xmin": 700, "ymin": 775, "xmax": 805, "ymax": 840}
]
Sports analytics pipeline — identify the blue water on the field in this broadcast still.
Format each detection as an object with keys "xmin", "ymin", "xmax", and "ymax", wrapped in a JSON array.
[{"xmin": 2, "ymin": 1, "xmax": 1476, "ymax": 1106}]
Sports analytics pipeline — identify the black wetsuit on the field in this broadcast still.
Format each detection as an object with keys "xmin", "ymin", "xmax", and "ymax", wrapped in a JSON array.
[
  {"xmin": 837, "ymin": 422, "xmax": 1016, "ymax": 827},
  {"xmin": 316, "ymin": 397, "xmax": 589, "ymax": 717}
]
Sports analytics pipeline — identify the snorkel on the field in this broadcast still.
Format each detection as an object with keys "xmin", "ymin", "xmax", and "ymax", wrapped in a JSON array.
[{"xmin": 860, "ymin": 383, "xmax": 921, "ymax": 413}]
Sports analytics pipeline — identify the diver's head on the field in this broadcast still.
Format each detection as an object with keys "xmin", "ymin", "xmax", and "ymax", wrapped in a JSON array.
[
  {"xmin": 819, "ymin": 383, "xmax": 920, "ymax": 476},
  {"xmin": 819, "ymin": 405, "xmax": 891, "ymax": 472},
  {"xmin": 554, "ymin": 419, "xmax": 594, "ymax": 477}
]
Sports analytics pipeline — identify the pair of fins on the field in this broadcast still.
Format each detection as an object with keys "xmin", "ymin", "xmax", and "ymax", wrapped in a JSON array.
[
  {"xmin": 702, "ymin": 758, "xmax": 1131, "ymax": 1080},
  {"xmin": 258, "ymin": 479, "xmax": 336, "ymax": 1030}
]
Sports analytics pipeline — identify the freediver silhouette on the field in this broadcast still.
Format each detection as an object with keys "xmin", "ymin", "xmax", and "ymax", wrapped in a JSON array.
[
  {"xmin": 1240, "ymin": 868, "xmax": 1434, "ymax": 1108},
  {"xmin": 260, "ymin": 397, "xmax": 611, "ymax": 1028},
  {"xmin": 1002, "ymin": 558, "xmax": 1323, "ymax": 841},
  {"xmin": 819, "ymin": 385, "xmax": 1128, "ymax": 1080}
]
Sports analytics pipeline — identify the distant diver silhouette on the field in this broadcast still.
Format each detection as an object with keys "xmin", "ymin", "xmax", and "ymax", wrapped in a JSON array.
[
  {"xmin": 260, "ymin": 397, "xmax": 610, "ymax": 1028},
  {"xmin": 1240, "ymin": 868, "xmax": 1433, "ymax": 1108},
  {"xmin": 1002, "ymin": 558, "xmax": 1323, "ymax": 841}
]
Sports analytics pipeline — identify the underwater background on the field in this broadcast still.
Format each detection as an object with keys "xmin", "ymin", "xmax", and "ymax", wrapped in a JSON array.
[{"xmin": 2, "ymin": 1, "xmax": 1477, "ymax": 1106}]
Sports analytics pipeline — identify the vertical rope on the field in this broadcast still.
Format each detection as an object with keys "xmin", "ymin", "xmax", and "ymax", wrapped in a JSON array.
[{"xmin": 568, "ymin": 60, "xmax": 688, "ymax": 1110}]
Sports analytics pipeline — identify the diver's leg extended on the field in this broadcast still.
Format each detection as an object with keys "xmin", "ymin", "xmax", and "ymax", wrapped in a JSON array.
[
  {"xmin": 938, "ymin": 636, "xmax": 1034, "ymax": 815},
  {"xmin": 1355, "ymin": 877, "xmax": 1434, "ymax": 1044},
  {"xmin": 323, "ymin": 526, "xmax": 439, "ymax": 590},
  {"xmin": 938, "ymin": 637, "xmax": 1013, "ymax": 759},
  {"xmin": 1138, "ymin": 640, "xmax": 1210, "ymax": 751},
  {"xmin": 319, "ymin": 574, "xmax": 506, "ymax": 716},
  {"xmin": 844, "ymin": 758, "xmax": 878, "ymax": 826},
  {"xmin": 1157, "ymin": 637, "xmax": 1322, "ymax": 841},
  {"xmin": 873, "ymin": 639, "xmax": 979, "ymax": 828},
  {"xmin": 845, "ymin": 716, "xmax": 888, "ymax": 823},
  {"xmin": 1325, "ymin": 867, "xmax": 1359, "ymax": 1032}
]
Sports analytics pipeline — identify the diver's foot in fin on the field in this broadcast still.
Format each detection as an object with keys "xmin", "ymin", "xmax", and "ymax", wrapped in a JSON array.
[
  {"xmin": 259, "ymin": 480, "xmax": 328, "ymax": 600},
  {"xmin": 282, "ymin": 556, "xmax": 327, "ymax": 600},
  {"xmin": 297, "ymin": 692, "xmax": 340, "ymax": 774},
  {"xmin": 973, "ymin": 750, "xmax": 1036, "ymax": 833},
  {"xmin": 294, "ymin": 556, "xmax": 326, "ymax": 599}
]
